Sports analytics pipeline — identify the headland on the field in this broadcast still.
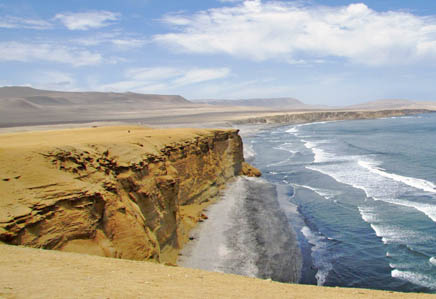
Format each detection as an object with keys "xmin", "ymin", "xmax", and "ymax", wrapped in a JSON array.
[{"xmin": 0, "ymin": 88, "xmax": 435, "ymax": 298}]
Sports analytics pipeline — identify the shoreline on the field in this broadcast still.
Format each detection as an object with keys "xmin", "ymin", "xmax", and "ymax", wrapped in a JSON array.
[
  {"xmin": 0, "ymin": 108, "xmax": 431, "ymax": 133},
  {"xmin": 1, "ymin": 111, "xmax": 435, "ymax": 297},
  {"xmin": 178, "ymin": 176, "xmax": 302, "ymax": 283},
  {"xmin": 179, "ymin": 111, "xmax": 436, "ymax": 293},
  {"xmin": 232, "ymin": 109, "xmax": 432, "ymax": 125},
  {"xmin": 239, "ymin": 113, "xmax": 436, "ymax": 293}
]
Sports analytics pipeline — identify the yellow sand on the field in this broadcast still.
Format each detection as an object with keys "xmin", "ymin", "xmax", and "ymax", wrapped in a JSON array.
[
  {"xmin": 0, "ymin": 126, "xmax": 434, "ymax": 298},
  {"xmin": 0, "ymin": 245, "xmax": 433, "ymax": 299}
]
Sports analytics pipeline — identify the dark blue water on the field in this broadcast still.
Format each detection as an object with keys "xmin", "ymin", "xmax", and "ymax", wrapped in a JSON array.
[{"xmin": 243, "ymin": 113, "xmax": 436, "ymax": 293}]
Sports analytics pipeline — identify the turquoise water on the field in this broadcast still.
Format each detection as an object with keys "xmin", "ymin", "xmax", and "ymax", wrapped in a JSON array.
[{"xmin": 244, "ymin": 113, "xmax": 436, "ymax": 293}]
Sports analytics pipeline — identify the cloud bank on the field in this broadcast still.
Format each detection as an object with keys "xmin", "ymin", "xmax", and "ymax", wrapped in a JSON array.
[
  {"xmin": 0, "ymin": 42, "xmax": 102, "ymax": 66},
  {"xmin": 0, "ymin": 16, "xmax": 52, "ymax": 30},
  {"xmin": 98, "ymin": 67, "xmax": 231, "ymax": 92},
  {"xmin": 154, "ymin": 0, "xmax": 436, "ymax": 65},
  {"xmin": 54, "ymin": 11, "xmax": 119, "ymax": 30}
]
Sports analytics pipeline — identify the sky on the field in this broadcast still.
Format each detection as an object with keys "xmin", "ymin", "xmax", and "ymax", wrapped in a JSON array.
[{"xmin": 2, "ymin": 0, "xmax": 436, "ymax": 105}]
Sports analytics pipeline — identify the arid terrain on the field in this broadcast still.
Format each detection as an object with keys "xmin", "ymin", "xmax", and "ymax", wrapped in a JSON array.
[
  {"xmin": 1, "ymin": 86, "xmax": 436, "ymax": 129},
  {"xmin": 1, "ymin": 244, "xmax": 435, "ymax": 299},
  {"xmin": 1, "ymin": 87, "xmax": 435, "ymax": 298}
]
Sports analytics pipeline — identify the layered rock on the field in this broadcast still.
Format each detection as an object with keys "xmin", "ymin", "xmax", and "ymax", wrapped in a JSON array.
[
  {"xmin": 234, "ymin": 109, "xmax": 431, "ymax": 124},
  {"xmin": 0, "ymin": 126, "xmax": 259, "ymax": 263}
]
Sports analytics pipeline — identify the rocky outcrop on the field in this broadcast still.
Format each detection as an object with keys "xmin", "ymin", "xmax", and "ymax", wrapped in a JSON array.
[
  {"xmin": 241, "ymin": 162, "xmax": 261, "ymax": 177},
  {"xmin": 233, "ymin": 109, "xmax": 431, "ymax": 125},
  {"xmin": 0, "ymin": 126, "xmax": 257, "ymax": 263}
]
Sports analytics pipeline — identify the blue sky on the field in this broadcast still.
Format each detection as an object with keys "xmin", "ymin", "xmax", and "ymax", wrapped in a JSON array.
[{"xmin": 2, "ymin": 0, "xmax": 436, "ymax": 105}]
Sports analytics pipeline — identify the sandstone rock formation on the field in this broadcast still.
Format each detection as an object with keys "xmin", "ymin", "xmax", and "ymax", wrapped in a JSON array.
[
  {"xmin": 0, "ymin": 126, "xmax": 257, "ymax": 263},
  {"xmin": 241, "ymin": 162, "xmax": 262, "ymax": 177}
]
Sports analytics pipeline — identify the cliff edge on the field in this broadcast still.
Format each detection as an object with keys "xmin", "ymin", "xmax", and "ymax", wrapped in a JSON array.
[
  {"xmin": 0, "ymin": 244, "xmax": 432, "ymax": 299},
  {"xmin": 0, "ymin": 126, "xmax": 259, "ymax": 263}
]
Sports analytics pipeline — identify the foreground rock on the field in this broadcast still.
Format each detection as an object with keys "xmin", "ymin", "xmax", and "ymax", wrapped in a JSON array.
[
  {"xmin": 0, "ymin": 244, "xmax": 432, "ymax": 299},
  {"xmin": 0, "ymin": 126, "xmax": 257, "ymax": 263}
]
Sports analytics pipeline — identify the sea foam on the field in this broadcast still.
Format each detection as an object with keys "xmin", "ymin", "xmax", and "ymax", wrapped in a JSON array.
[
  {"xmin": 358, "ymin": 160, "xmax": 436, "ymax": 194},
  {"xmin": 358, "ymin": 206, "xmax": 379, "ymax": 223},
  {"xmin": 301, "ymin": 226, "xmax": 332, "ymax": 286},
  {"xmin": 244, "ymin": 142, "xmax": 256, "ymax": 162},
  {"xmin": 380, "ymin": 198, "xmax": 436, "ymax": 224},
  {"xmin": 296, "ymin": 184, "xmax": 339, "ymax": 200},
  {"xmin": 286, "ymin": 127, "xmax": 299, "ymax": 134},
  {"xmin": 358, "ymin": 206, "xmax": 431, "ymax": 245},
  {"xmin": 274, "ymin": 142, "xmax": 298, "ymax": 155},
  {"xmin": 302, "ymin": 140, "xmax": 333, "ymax": 163},
  {"xmin": 307, "ymin": 153, "xmax": 436, "ymax": 224},
  {"xmin": 392, "ymin": 269, "xmax": 436, "ymax": 290}
]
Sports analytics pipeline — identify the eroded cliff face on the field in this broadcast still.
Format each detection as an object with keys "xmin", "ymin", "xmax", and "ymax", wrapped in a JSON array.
[
  {"xmin": 0, "ymin": 126, "xmax": 259, "ymax": 263},
  {"xmin": 234, "ymin": 109, "xmax": 430, "ymax": 124}
]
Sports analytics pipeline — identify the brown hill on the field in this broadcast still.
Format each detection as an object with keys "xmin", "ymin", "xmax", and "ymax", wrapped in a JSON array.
[{"xmin": 0, "ymin": 87, "xmax": 193, "ymax": 126}]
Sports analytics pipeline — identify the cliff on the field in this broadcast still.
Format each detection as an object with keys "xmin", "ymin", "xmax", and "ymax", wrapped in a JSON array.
[
  {"xmin": 233, "ymin": 109, "xmax": 431, "ymax": 124},
  {"xmin": 0, "ymin": 126, "xmax": 259, "ymax": 263}
]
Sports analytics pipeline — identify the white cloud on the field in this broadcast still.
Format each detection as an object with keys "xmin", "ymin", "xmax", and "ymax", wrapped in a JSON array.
[
  {"xmin": 97, "ymin": 66, "xmax": 231, "ymax": 92},
  {"xmin": 154, "ymin": 1, "xmax": 436, "ymax": 65},
  {"xmin": 74, "ymin": 32, "xmax": 147, "ymax": 50},
  {"xmin": 219, "ymin": 0, "xmax": 244, "ymax": 3},
  {"xmin": 0, "ymin": 16, "xmax": 52, "ymax": 30},
  {"xmin": 31, "ymin": 71, "xmax": 77, "ymax": 90},
  {"xmin": 0, "ymin": 42, "xmax": 102, "ymax": 66},
  {"xmin": 125, "ymin": 67, "xmax": 182, "ymax": 81},
  {"xmin": 54, "ymin": 11, "xmax": 119, "ymax": 30},
  {"xmin": 185, "ymin": 78, "xmax": 293, "ymax": 99},
  {"xmin": 172, "ymin": 68, "xmax": 230, "ymax": 86},
  {"xmin": 110, "ymin": 38, "xmax": 145, "ymax": 49}
]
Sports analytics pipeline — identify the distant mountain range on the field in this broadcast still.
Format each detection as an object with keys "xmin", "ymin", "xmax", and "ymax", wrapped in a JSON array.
[
  {"xmin": 0, "ymin": 86, "xmax": 194, "ymax": 127},
  {"xmin": 0, "ymin": 86, "xmax": 191, "ymax": 109},
  {"xmin": 0, "ymin": 86, "xmax": 435, "ymax": 127}
]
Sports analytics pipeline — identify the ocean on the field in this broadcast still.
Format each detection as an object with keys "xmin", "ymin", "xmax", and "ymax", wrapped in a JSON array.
[
  {"xmin": 243, "ymin": 112, "xmax": 436, "ymax": 293},
  {"xmin": 180, "ymin": 112, "xmax": 436, "ymax": 293}
]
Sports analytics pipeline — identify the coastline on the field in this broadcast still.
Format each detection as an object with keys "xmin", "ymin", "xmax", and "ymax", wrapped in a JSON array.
[
  {"xmin": 235, "ymin": 112, "xmax": 436, "ymax": 292},
  {"xmin": 0, "ymin": 126, "xmax": 257, "ymax": 264},
  {"xmin": 0, "ymin": 110, "xmax": 436, "ymax": 298},
  {"xmin": 178, "ymin": 111, "xmax": 436, "ymax": 293},
  {"xmin": 232, "ymin": 109, "xmax": 432, "ymax": 125},
  {"xmin": 178, "ymin": 176, "xmax": 302, "ymax": 283}
]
